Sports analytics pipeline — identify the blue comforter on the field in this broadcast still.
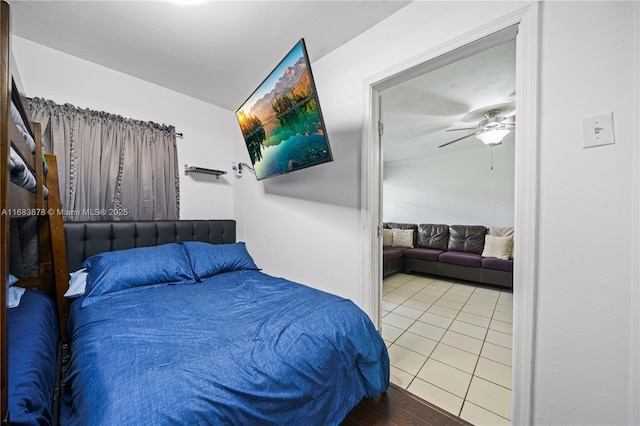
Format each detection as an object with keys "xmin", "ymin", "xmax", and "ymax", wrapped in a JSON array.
[
  {"xmin": 8, "ymin": 289, "xmax": 59, "ymax": 426},
  {"xmin": 61, "ymin": 270, "xmax": 389, "ymax": 425}
]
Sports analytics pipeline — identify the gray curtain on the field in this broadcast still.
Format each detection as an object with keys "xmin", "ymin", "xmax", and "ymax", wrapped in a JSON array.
[{"xmin": 29, "ymin": 97, "xmax": 179, "ymax": 221}]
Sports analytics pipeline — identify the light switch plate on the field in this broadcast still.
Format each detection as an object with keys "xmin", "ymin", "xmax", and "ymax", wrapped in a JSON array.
[{"xmin": 582, "ymin": 112, "xmax": 615, "ymax": 148}]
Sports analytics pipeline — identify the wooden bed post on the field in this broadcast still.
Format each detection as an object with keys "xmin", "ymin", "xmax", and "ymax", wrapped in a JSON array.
[{"xmin": 0, "ymin": 1, "xmax": 10, "ymax": 423}]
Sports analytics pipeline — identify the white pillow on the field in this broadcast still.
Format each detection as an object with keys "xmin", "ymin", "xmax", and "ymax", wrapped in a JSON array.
[
  {"xmin": 7, "ymin": 274, "xmax": 18, "ymax": 286},
  {"xmin": 65, "ymin": 268, "xmax": 88, "ymax": 298},
  {"xmin": 382, "ymin": 229, "xmax": 393, "ymax": 246},
  {"xmin": 391, "ymin": 228, "xmax": 414, "ymax": 248},
  {"xmin": 489, "ymin": 226, "xmax": 514, "ymax": 237},
  {"xmin": 482, "ymin": 235, "xmax": 513, "ymax": 260},
  {"xmin": 8, "ymin": 286, "xmax": 25, "ymax": 308},
  {"xmin": 7, "ymin": 274, "xmax": 24, "ymax": 308},
  {"xmin": 490, "ymin": 226, "xmax": 515, "ymax": 259}
]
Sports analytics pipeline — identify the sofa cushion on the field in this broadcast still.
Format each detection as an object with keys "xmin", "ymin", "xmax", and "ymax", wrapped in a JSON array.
[
  {"xmin": 384, "ymin": 222, "xmax": 417, "ymax": 230},
  {"xmin": 439, "ymin": 251, "xmax": 483, "ymax": 268},
  {"xmin": 404, "ymin": 248, "xmax": 444, "ymax": 262},
  {"xmin": 482, "ymin": 257, "xmax": 513, "ymax": 273},
  {"xmin": 448, "ymin": 225, "xmax": 487, "ymax": 254},
  {"xmin": 417, "ymin": 224, "xmax": 449, "ymax": 250},
  {"xmin": 383, "ymin": 248, "xmax": 405, "ymax": 262}
]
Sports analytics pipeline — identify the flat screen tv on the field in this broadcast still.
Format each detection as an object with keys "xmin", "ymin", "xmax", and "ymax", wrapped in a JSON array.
[{"xmin": 236, "ymin": 39, "xmax": 332, "ymax": 180}]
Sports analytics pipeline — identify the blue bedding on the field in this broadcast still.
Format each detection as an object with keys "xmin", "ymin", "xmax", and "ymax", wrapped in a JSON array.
[
  {"xmin": 10, "ymin": 101, "xmax": 36, "ymax": 154},
  {"xmin": 61, "ymin": 270, "xmax": 389, "ymax": 425},
  {"xmin": 8, "ymin": 289, "xmax": 59, "ymax": 425},
  {"xmin": 8, "ymin": 147, "xmax": 49, "ymax": 198}
]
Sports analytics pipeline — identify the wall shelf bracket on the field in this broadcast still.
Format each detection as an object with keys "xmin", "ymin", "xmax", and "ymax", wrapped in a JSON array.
[{"xmin": 184, "ymin": 165, "xmax": 227, "ymax": 179}]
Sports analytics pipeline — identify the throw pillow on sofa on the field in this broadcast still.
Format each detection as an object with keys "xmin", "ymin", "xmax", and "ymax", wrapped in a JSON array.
[
  {"xmin": 490, "ymin": 226, "xmax": 515, "ymax": 259},
  {"xmin": 383, "ymin": 229, "xmax": 393, "ymax": 246},
  {"xmin": 482, "ymin": 234, "xmax": 513, "ymax": 260},
  {"xmin": 391, "ymin": 228, "xmax": 414, "ymax": 248}
]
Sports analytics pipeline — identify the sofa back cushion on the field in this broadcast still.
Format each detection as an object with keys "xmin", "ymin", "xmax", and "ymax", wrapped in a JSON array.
[
  {"xmin": 448, "ymin": 225, "xmax": 487, "ymax": 254},
  {"xmin": 417, "ymin": 224, "xmax": 449, "ymax": 250}
]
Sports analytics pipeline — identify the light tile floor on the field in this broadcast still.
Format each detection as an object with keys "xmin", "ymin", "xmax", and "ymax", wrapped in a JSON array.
[{"xmin": 382, "ymin": 273, "xmax": 513, "ymax": 426}]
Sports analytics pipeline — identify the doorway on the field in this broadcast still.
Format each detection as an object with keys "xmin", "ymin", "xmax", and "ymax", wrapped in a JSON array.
[
  {"xmin": 360, "ymin": 4, "xmax": 540, "ymax": 425},
  {"xmin": 379, "ymin": 34, "xmax": 516, "ymax": 423}
]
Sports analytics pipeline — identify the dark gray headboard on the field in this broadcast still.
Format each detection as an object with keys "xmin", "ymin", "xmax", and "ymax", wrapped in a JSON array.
[{"xmin": 64, "ymin": 220, "xmax": 236, "ymax": 271}]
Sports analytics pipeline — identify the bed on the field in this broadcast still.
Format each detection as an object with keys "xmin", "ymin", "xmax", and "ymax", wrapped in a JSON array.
[
  {"xmin": 59, "ymin": 220, "xmax": 389, "ymax": 425},
  {"xmin": 1, "ymin": 1, "xmax": 69, "ymax": 423}
]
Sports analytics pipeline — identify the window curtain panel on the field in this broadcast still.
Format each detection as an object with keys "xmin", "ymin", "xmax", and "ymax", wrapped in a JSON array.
[{"xmin": 29, "ymin": 98, "xmax": 179, "ymax": 221}]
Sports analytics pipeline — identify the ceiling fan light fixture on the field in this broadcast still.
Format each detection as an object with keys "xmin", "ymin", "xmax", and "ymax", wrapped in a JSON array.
[
  {"xmin": 475, "ymin": 128, "xmax": 510, "ymax": 146},
  {"xmin": 439, "ymin": 108, "xmax": 516, "ymax": 149}
]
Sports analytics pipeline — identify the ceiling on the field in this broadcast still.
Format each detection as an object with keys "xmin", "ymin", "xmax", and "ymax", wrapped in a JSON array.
[
  {"xmin": 9, "ymin": 0, "xmax": 410, "ymax": 111},
  {"xmin": 9, "ymin": 1, "xmax": 514, "ymax": 164},
  {"xmin": 382, "ymin": 39, "xmax": 516, "ymax": 163}
]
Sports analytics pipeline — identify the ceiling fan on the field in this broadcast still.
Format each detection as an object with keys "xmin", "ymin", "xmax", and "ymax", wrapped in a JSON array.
[{"xmin": 438, "ymin": 109, "xmax": 516, "ymax": 148}]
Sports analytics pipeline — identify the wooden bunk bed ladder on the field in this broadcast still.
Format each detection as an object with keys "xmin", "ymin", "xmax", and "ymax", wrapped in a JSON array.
[{"xmin": 43, "ymin": 154, "xmax": 70, "ymax": 342}]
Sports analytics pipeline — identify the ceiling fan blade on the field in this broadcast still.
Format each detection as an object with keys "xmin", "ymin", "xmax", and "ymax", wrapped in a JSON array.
[
  {"xmin": 445, "ymin": 127, "xmax": 477, "ymax": 132},
  {"xmin": 502, "ymin": 115, "xmax": 516, "ymax": 124},
  {"xmin": 438, "ymin": 132, "xmax": 477, "ymax": 148}
]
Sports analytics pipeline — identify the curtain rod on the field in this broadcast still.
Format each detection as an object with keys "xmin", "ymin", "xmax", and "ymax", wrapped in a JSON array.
[{"xmin": 176, "ymin": 132, "xmax": 184, "ymax": 139}]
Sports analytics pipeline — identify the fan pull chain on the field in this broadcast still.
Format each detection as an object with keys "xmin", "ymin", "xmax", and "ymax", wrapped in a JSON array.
[{"xmin": 490, "ymin": 146, "xmax": 494, "ymax": 170}]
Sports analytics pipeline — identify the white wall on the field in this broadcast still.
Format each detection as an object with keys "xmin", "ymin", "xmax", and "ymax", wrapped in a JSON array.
[
  {"xmin": 534, "ymin": 2, "xmax": 638, "ymax": 425},
  {"xmin": 235, "ymin": 1, "xmax": 639, "ymax": 425},
  {"xmin": 383, "ymin": 136, "xmax": 515, "ymax": 227},
  {"xmin": 11, "ymin": 36, "xmax": 236, "ymax": 220}
]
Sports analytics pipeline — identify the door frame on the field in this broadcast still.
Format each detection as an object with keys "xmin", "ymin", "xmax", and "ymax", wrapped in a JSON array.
[{"xmin": 360, "ymin": 3, "xmax": 540, "ymax": 424}]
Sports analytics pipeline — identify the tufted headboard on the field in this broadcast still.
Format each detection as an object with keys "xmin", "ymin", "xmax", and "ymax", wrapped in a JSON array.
[{"xmin": 64, "ymin": 220, "xmax": 236, "ymax": 271}]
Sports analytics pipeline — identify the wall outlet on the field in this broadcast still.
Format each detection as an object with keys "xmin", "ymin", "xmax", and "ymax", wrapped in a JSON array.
[{"xmin": 231, "ymin": 161, "xmax": 242, "ymax": 176}]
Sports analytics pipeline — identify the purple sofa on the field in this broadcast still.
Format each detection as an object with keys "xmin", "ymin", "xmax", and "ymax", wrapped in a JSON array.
[{"xmin": 383, "ymin": 223, "xmax": 513, "ymax": 289}]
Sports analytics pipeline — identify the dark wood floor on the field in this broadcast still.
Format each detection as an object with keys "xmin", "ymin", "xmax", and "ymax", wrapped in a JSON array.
[{"xmin": 342, "ymin": 384, "xmax": 472, "ymax": 426}]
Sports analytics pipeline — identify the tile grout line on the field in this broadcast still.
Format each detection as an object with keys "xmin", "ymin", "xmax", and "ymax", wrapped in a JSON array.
[
  {"xmin": 389, "ymin": 277, "xmax": 457, "ymax": 391},
  {"xmin": 387, "ymin": 277, "xmax": 479, "ymax": 400},
  {"xmin": 386, "ymin": 276, "xmax": 467, "ymax": 391},
  {"xmin": 457, "ymin": 286, "xmax": 502, "ymax": 418},
  {"xmin": 384, "ymin": 274, "xmax": 513, "ymax": 422}
]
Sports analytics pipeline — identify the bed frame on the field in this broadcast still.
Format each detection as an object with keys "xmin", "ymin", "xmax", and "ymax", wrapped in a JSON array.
[{"xmin": 0, "ymin": 1, "xmax": 69, "ymax": 422}]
